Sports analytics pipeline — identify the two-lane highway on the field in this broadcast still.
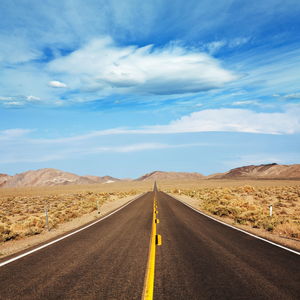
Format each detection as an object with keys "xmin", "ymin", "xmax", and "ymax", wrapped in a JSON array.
[{"xmin": 0, "ymin": 188, "xmax": 300, "ymax": 299}]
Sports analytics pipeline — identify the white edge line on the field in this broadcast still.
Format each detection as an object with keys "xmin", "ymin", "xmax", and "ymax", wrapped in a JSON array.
[
  {"xmin": 168, "ymin": 193, "xmax": 300, "ymax": 256},
  {"xmin": 0, "ymin": 193, "xmax": 146, "ymax": 267}
]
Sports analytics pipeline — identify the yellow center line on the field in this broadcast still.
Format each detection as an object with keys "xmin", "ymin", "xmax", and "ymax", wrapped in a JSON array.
[{"xmin": 142, "ymin": 192, "xmax": 161, "ymax": 300}]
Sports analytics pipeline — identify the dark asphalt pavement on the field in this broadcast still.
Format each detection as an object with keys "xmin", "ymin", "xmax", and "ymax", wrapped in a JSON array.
[
  {"xmin": 154, "ymin": 191, "xmax": 300, "ymax": 300},
  {"xmin": 0, "ymin": 192, "xmax": 152, "ymax": 300},
  {"xmin": 0, "ymin": 189, "xmax": 300, "ymax": 299}
]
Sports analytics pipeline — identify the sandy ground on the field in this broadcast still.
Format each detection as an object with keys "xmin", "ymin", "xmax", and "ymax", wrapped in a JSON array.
[
  {"xmin": 0, "ymin": 193, "xmax": 142, "ymax": 259},
  {"xmin": 170, "ymin": 193, "xmax": 300, "ymax": 252}
]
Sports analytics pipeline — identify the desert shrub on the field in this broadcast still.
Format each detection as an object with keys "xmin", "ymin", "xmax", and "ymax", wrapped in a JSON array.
[
  {"xmin": 0, "ymin": 223, "xmax": 18, "ymax": 241},
  {"xmin": 0, "ymin": 190, "xmax": 138, "ymax": 242},
  {"xmin": 275, "ymin": 222, "xmax": 300, "ymax": 238},
  {"xmin": 177, "ymin": 185, "xmax": 300, "ymax": 238}
]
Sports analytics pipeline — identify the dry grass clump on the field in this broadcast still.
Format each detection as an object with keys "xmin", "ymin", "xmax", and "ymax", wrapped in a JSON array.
[
  {"xmin": 171, "ymin": 185, "xmax": 300, "ymax": 239},
  {"xmin": 0, "ymin": 190, "xmax": 138, "ymax": 242}
]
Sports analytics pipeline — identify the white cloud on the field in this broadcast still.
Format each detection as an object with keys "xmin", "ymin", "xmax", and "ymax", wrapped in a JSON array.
[
  {"xmin": 0, "ymin": 96, "xmax": 14, "ymax": 101},
  {"xmin": 284, "ymin": 93, "xmax": 300, "ymax": 99},
  {"xmin": 205, "ymin": 41, "xmax": 226, "ymax": 54},
  {"xmin": 153, "ymin": 106, "xmax": 300, "ymax": 135},
  {"xmin": 232, "ymin": 100, "xmax": 260, "ymax": 106},
  {"xmin": 228, "ymin": 37, "xmax": 250, "ymax": 47},
  {"xmin": 48, "ymin": 80, "xmax": 67, "ymax": 88},
  {"xmin": 3, "ymin": 101, "xmax": 24, "ymax": 107},
  {"xmin": 48, "ymin": 37, "xmax": 237, "ymax": 95},
  {"xmin": 0, "ymin": 129, "xmax": 33, "ymax": 140},
  {"xmin": 26, "ymin": 95, "xmax": 41, "ymax": 101},
  {"xmin": 22, "ymin": 106, "xmax": 300, "ymax": 146},
  {"xmin": 88, "ymin": 143, "xmax": 181, "ymax": 154},
  {"xmin": 0, "ymin": 141, "xmax": 201, "ymax": 163},
  {"xmin": 0, "ymin": 35, "xmax": 41, "ymax": 64},
  {"xmin": 204, "ymin": 37, "xmax": 250, "ymax": 54}
]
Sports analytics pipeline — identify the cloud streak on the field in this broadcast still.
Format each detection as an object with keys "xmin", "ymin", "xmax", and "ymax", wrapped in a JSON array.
[
  {"xmin": 1, "ymin": 105, "xmax": 299, "ymax": 164},
  {"xmin": 0, "ymin": 141, "xmax": 204, "ymax": 163},
  {"xmin": 29, "ymin": 105, "xmax": 300, "ymax": 142}
]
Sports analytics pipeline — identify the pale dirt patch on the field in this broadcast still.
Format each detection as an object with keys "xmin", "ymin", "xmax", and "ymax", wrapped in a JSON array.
[
  {"xmin": 0, "ymin": 193, "xmax": 142, "ymax": 259},
  {"xmin": 170, "ymin": 193, "xmax": 300, "ymax": 252}
]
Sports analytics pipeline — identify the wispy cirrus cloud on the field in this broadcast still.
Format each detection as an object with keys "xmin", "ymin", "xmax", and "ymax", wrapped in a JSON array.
[
  {"xmin": 231, "ymin": 100, "xmax": 260, "ymax": 106},
  {"xmin": 0, "ymin": 140, "xmax": 204, "ymax": 163},
  {"xmin": 0, "ymin": 128, "xmax": 34, "ymax": 140},
  {"xmin": 203, "ymin": 37, "xmax": 250, "ymax": 54},
  {"xmin": 283, "ymin": 93, "xmax": 300, "ymax": 100},
  {"xmin": 1, "ymin": 105, "xmax": 299, "ymax": 165},
  {"xmin": 3, "ymin": 105, "xmax": 300, "ymax": 145}
]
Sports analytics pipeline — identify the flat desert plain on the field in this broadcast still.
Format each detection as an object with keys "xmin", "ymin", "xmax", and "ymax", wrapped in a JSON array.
[{"xmin": 0, "ymin": 179, "xmax": 299, "ymax": 257}]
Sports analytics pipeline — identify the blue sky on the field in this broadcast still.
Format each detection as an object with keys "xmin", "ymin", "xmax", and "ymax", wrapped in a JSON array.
[{"xmin": 1, "ymin": 0, "xmax": 300, "ymax": 178}]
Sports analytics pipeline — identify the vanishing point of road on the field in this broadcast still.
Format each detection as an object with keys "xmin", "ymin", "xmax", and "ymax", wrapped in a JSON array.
[{"xmin": 0, "ymin": 186, "xmax": 299, "ymax": 299}]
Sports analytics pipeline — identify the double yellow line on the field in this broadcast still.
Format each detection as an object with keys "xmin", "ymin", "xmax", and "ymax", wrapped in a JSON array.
[{"xmin": 142, "ymin": 191, "xmax": 162, "ymax": 300}]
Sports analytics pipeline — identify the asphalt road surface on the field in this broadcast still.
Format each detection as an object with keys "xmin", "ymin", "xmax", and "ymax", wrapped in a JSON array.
[
  {"xmin": 0, "ymin": 192, "xmax": 152, "ymax": 300},
  {"xmin": 154, "ymin": 191, "xmax": 300, "ymax": 300},
  {"xmin": 0, "ymin": 190, "xmax": 300, "ymax": 299}
]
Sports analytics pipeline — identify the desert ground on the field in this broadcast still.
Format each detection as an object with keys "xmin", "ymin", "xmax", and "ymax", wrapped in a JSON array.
[{"xmin": 1, "ymin": 179, "xmax": 299, "ymax": 257}]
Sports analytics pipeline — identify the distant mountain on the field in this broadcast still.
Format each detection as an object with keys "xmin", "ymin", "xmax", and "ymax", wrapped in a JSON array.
[
  {"xmin": 136, "ymin": 171, "xmax": 205, "ymax": 181},
  {"xmin": 84, "ymin": 175, "xmax": 120, "ymax": 183},
  {"xmin": 2, "ymin": 164, "xmax": 299, "ymax": 188},
  {"xmin": 0, "ymin": 174, "xmax": 11, "ymax": 187},
  {"xmin": 2, "ymin": 168, "xmax": 120, "ymax": 187},
  {"xmin": 210, "ymin": 163, "xmax": 300, "ymax": 179}
]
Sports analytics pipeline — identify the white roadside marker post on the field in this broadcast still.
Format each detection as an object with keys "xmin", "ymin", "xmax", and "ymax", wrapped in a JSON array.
[
  {"xmin": 269, "ymin": 204, "xmax": 273, "ymax": 217},
  {"xmin": 45, "ymin": 207, "xmax": 50, "ymax": 231}
]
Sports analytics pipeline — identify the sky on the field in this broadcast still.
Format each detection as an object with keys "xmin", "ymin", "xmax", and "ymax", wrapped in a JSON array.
[{"xmin": 1, "ymin": 0, "xmax": 300, "ymax": 178}]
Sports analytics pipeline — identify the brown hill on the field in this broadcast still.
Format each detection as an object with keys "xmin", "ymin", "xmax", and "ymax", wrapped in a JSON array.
[
  {"xmin": 2, "ymin": 168, "xmax": 120, "ymax": 187},
  {"xmin": 211, "ymin": 163, "xmax": 300, "ymax": 179},
  {"xmin": 0, "ymin": 174, "xmax": 11, "ymax": 187},
  {"xmin": 84, "ymin": 175, "xmax": 120, "ymax": 183},
  {"xmin": 136, "ymin": 171, "xmax": 204, "ymax": 181}
]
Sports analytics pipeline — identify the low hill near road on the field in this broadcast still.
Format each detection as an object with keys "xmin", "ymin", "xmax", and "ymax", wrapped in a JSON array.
[
  {"xmin": 210, "ymin": 163, "xmax": 300, "ymax": 179},
  {"xmin": 2, "ymin": 168, "xmax": 120, "ymax": 188},
  {"xmin": 136, "ymin": 171, "xmax": 205, "ymax": 181}
]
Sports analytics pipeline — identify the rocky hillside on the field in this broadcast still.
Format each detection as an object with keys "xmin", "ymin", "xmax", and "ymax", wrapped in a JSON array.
[
  {"xmin": 2, "ymin": 169, "xmax": 120, "ymax": 187},
  {"xmin": 136, "ymin": 171, "xmax": 204, "ymax": 181},
  {"xmin": 0, "ymin": 174, "xmax": 11, "ymax": 187},
  {"xmin": 211, "ymin": 163, "xmax": 300, "ymax": 179},
  {"xmin": 84, "ymin": 175, "xmax": 119, "ymax": 183}
]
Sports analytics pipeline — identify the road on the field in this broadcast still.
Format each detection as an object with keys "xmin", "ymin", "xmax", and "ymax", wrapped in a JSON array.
[
  {"xmin": 0, "ymin": 192, "xmax": 152, "ymax": 300},
  {"xmin": 154, "ymin": 191, "xmax": 300, "ymax": 299},
  {"xmin": 0, "ymin": 189, "xmax": 300, "ymax": 299}
]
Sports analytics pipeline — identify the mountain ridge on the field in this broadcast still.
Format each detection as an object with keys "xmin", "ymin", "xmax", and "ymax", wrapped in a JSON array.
[
  {"xmin": 135, "ymin": 170, "xmax": 205, "ymax": 181},
  {"xmin": 1, "ymin": 163, "xmax": 300, "ymax": 187},
  {"xmin": 210, "ymin": 163, "xmax": 300, "ymax": 179},
  {"xmin": 2, "ymin": 168, "xmax": 120, "ymax": 188}
]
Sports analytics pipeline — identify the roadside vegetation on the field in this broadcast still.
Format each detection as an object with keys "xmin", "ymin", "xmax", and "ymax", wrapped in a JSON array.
[
  {"xmin": 171, "ymin": 185, "xmax": 300, "ymax": 239},
  {"xmin": 0, "ymin": 190, "xmax": 138, "ymax": 242}
]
